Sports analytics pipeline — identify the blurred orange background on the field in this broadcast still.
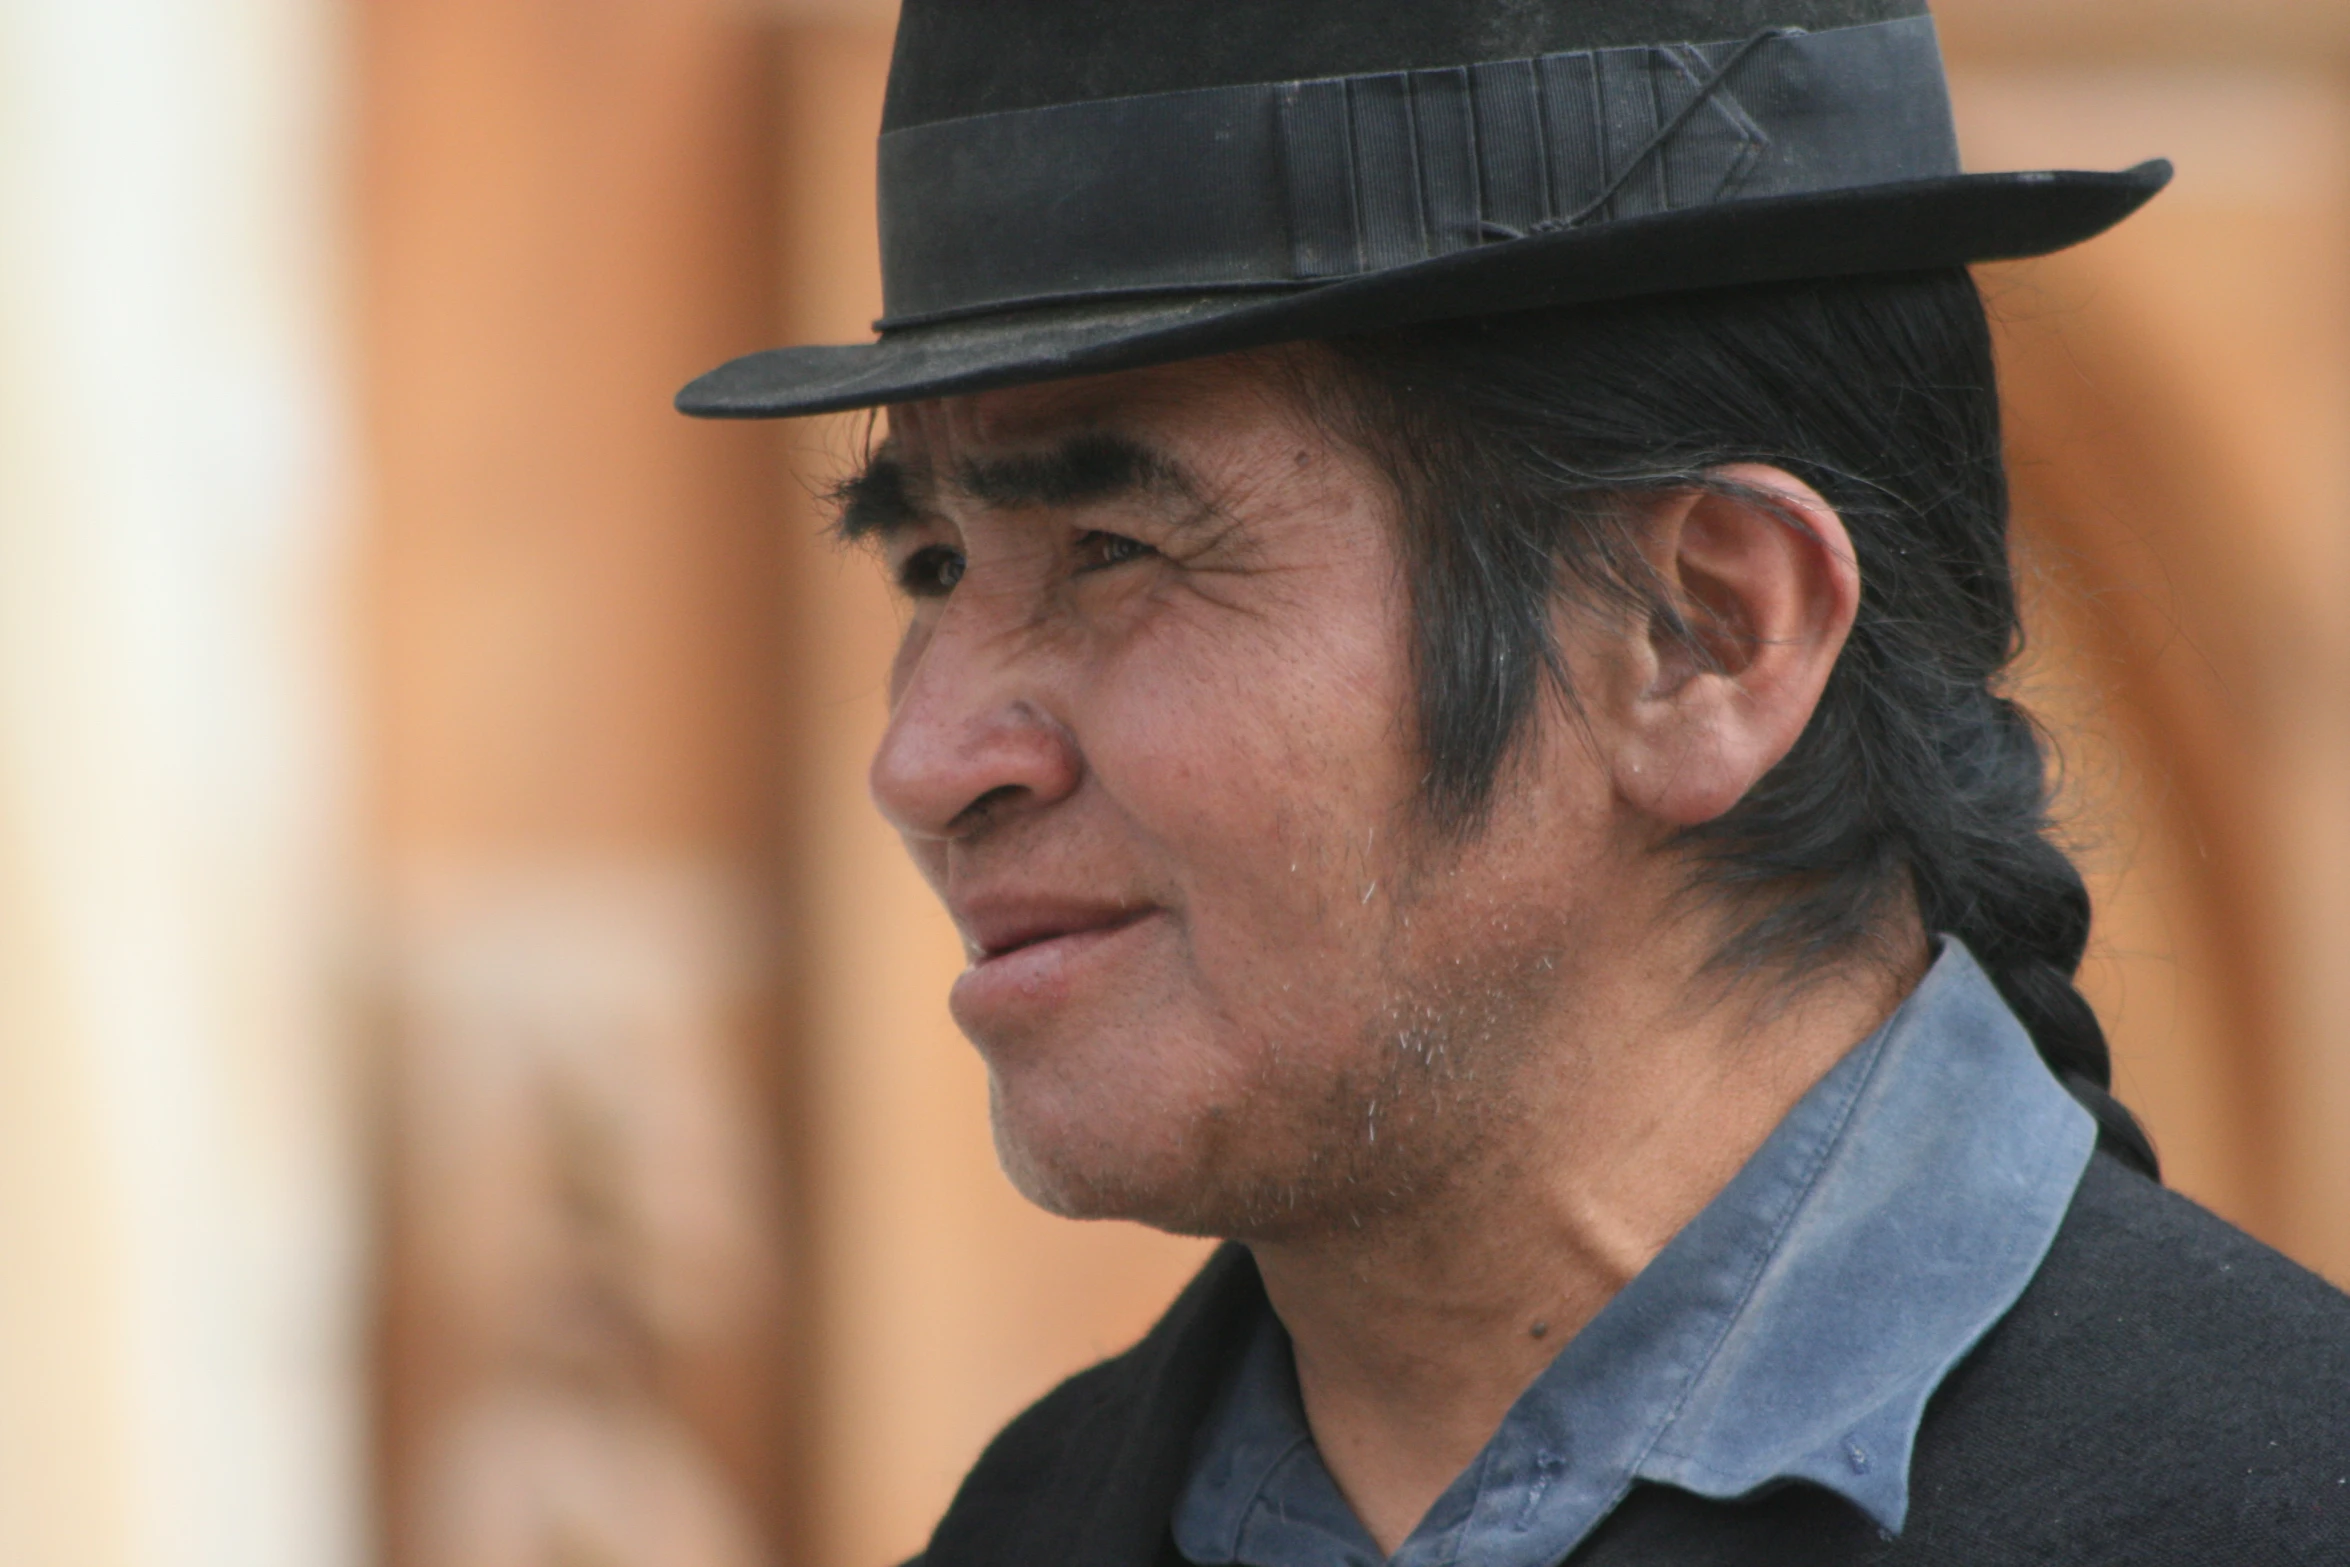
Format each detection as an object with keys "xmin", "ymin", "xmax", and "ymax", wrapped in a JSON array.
[{"xmin": 2, "ymin": 3, "xmax": 2345, "ymax": 1566}]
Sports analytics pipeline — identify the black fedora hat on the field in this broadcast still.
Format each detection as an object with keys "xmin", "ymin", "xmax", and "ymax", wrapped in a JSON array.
[{"xmin": 679, "ymin": 0, "xmax": 2167, "ymax": 420}]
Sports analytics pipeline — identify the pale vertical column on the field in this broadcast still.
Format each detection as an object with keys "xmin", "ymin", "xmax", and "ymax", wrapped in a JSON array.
[
  {"xmin": 0, "ymin": 2, "xmax": 361, "ymax": 1566},
  {"xmin": 768, "ymin": 25, "xmax": 1215, "ymax": 1567}
]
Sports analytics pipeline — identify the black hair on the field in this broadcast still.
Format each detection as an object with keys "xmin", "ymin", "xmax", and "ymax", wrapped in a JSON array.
[{"xmin": 1323, "ymin": 267, "xmax": 2159, "ymax": 1178}]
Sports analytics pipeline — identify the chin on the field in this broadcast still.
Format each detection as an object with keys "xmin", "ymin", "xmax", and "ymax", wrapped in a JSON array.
[
  {"xmin": 981, "ymin": 1043, "xmax": 1246, "ymax": 1235},
  {"xmin": 980, "ymin": 1045, "xmax": 1467, "ymax": 1245},
  {"xmin": 960, "ymin": 947, "xmax": 1524, "ymax": 1242}
]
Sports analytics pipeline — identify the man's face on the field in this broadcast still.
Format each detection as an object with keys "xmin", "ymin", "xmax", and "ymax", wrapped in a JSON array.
[{"xmin": 857, "ymin": 353, "xmax": 1646, "ymax": 1242}]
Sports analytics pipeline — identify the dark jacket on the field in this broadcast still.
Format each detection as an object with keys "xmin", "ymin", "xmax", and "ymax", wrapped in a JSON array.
[{"xmin": 914, "ymin": 1155, "xmax": 2350, "ymax": 1566}]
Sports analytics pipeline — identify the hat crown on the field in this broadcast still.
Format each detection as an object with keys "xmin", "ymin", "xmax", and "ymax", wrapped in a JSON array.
[
  {"xmin": 671, "ymin": 0, "xmax": 2165, "ymax": 420},
  {"xmin": 883, "ymin": 0, "xmax": 1929, "ymax": 131}
]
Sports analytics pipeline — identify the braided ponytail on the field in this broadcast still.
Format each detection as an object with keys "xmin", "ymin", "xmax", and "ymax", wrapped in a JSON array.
[
  {"xmin": 1912, "ymin": 696, "xmax": 2161, "ymax": 1177},
  {"xmin": 1328, "ymin": 267, "xmax": 2161, "ymax": 1179}
]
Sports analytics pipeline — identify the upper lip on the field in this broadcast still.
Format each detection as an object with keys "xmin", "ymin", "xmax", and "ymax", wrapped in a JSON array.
[{"xmin": 953, "ymin": 894, "xmax": 1155, "ymax": 960}]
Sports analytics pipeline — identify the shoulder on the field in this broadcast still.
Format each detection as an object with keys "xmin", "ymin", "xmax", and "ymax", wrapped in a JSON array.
[
  {"xmin": 922, "ymin": 1336, "xmax": 1151, "ymax": 1540},
  {"xmin": 1896, "ymin": 1153, "xmax": 2350, "ymax": 1560},
  {"xmin": 1964, "ymin": 1150, "xmax": 2350, "ymax": 1418},
  {"xmin": 918, "ymin": 1244, "xmax": 1265, "ymax": 1567},
  {"xmin": 1575, "ymin": 1158, "xmax": 2350, "ymax": 1567}
]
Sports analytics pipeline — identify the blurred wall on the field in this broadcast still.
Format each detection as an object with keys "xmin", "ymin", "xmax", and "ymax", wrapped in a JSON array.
[
  {"xmin": 1960, "ymin": 63, "xmax": 2350, "ymax": 1269},
  {"xmin": 361, "ymin": 2, "xmax": 796, "ymax": 1564},
  {"xmin": 0, "ymin": 2, "xmax": 362, "ymax": 1566}
]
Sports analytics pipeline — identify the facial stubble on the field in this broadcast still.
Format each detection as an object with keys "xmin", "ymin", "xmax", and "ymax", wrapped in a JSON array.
[{"xmin": 992, "ymin": 854, "xmax": 1576, "ymax": 1248}]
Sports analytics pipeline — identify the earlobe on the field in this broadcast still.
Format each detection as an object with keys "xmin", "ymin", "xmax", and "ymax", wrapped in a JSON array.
[{"xmin": 1609, "ymin": 465, "xmax": 1860, "ymax": 828}]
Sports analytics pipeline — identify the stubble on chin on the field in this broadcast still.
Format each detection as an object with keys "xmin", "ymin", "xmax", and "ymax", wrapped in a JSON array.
[{"xmin": 992, "ymin": 892, "xmax": 1569, "ymax": 1248}]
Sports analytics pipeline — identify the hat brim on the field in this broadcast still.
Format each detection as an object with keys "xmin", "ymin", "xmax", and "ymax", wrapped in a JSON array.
[{"xmin": 678, "ymin": 162, "xmax": 2171, "ymax": 420}]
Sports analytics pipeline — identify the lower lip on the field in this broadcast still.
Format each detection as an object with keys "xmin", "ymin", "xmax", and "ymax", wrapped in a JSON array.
[{"xmin": 951, "ymin": 911, "xmax": 1162, "ymax": 1022}]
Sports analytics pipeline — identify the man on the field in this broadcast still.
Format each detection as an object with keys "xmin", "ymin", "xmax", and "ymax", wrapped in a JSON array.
[{"xmin": 682, "ymin": 2, "xmax": 2350, "ymax": 1562}]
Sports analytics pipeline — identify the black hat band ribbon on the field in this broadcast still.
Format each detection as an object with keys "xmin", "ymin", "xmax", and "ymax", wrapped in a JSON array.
[{"xmin": 875, "ymin": 15, "xmax": 1961, "ymax": 329}]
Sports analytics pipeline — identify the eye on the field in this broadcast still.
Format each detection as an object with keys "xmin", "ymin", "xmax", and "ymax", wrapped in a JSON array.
[
  {"xmin": 1075, "ymin": 530, "xmax": 1157, "ymax": 573},
  {"xmin": 896, "ymin": 544, "xmax": 966, "ymax": 598}
]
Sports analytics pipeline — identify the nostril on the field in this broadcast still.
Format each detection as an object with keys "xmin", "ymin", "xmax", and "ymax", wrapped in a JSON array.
[
  {"xmin": 868, "ymin": 691, "xmax": 1084, "ymax": 840},
  {"xmin": 950, "ymin": 783, "xmax": 1026, "ymax": 835}
]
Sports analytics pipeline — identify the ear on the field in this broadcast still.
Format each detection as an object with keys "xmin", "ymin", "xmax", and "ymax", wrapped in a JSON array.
[{"xmin": 1604, "ymin": 464, "xmax": 1860, "ymax": 828}]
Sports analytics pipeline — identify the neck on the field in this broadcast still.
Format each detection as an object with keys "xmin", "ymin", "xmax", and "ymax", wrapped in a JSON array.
[{"xmin": 1247, "ymin": 938, "xmax": 1925, "ymax": 1554}]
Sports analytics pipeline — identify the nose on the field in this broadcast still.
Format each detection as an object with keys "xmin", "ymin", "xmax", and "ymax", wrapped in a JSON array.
[{"xmin": 868, "ymin": 620, "xmax": 1083, "ymax": 842}]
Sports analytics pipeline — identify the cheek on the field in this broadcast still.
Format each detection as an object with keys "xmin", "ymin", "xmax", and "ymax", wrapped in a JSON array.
[{"xmin": 1081, "ymin": 558, "xmax": 1416, "ymax": 987}]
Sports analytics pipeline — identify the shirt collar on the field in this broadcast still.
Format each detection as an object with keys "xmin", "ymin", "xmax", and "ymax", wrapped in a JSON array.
[{"xmin": 1175, "ymin": 939, "xmax": 2096, "ymax": 1566}]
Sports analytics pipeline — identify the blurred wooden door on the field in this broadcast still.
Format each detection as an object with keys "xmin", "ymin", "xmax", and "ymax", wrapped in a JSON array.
[{"xmin": 363, "ymin": 2, "xmax": 797, "ymax": 1563}]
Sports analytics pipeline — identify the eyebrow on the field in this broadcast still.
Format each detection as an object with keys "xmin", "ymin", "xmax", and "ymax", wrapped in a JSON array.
[
  {"xmin": 831, "ymin": 449, "xmax": 921, "ymax": 541},
  {"xmin": 832, "ymin": 429, "xmax": 1197, "ymax": 542}
]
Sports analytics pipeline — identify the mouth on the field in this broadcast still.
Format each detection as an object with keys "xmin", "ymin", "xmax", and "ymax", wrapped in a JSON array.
[
  {"xmin": 949, "ymin": 898, "xmax": 1165, "ymax": 1022},
  {"xmin": 967, "ymin": 903, "xmax": 1157, "ymax": 964}
]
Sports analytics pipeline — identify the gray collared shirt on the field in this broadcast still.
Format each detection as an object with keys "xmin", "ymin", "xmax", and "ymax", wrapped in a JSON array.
[{"xmin": 1173, "ymin": 939, "xmax": 2096, "ymax": 1567}]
